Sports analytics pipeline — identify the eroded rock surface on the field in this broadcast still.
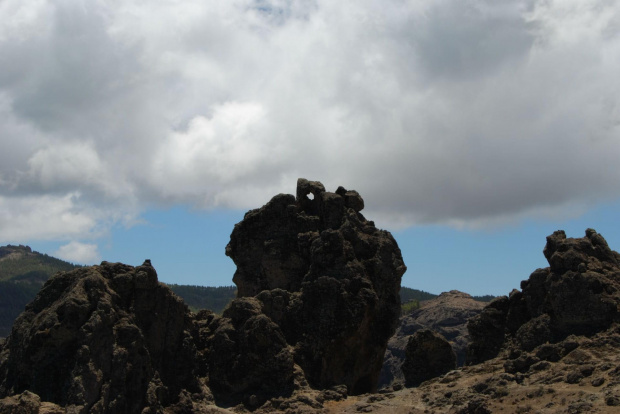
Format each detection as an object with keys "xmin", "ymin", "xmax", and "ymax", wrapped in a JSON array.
[
  {"xmin": 0, "ymin": 261, "xmax": 211, "ymax": 413},
  {"xmin": 0, "ymin": 179, "xmax": 406, "ymax": 412},
  {"xmin": 206, "ymin": 297, "xmax": 295, "ymax": 404},
  {"xmin": 226, "ymin": 178, "xmax": 406, "ymax": 394},
  {"xmin": 467, "ymin": 229, "xmax": 620, "ymax": 365}
]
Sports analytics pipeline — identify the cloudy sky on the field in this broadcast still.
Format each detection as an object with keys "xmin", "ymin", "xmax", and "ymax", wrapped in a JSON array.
[{"xmin": 1, "ymin": 0, "xmax": 619, "ymax": 295}]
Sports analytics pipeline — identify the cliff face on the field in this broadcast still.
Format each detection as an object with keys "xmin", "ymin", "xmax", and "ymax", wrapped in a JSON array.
[
  {"xmin": 467, "ymin": 229, "xmax": 620, "ymax": 365},
  {"xmin": 226, "ymin": 178, "xmax": 406, "ymax": 394}
]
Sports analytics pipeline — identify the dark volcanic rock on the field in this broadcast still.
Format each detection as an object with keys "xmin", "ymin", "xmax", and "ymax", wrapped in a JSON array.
[
  {"xmin": 467, "ymin": 229, "xmax": 620, "ymax": 365},
  {"xmin": 0, "ymin": 178, "xmax": 405, "ymax": 411},
  {"xmin": 0, "ymin": 261, "xmax": 210, "ymax": 413},
  {"xmin": 402, "ymin": 329, "xmax": 456, "ymax": 387},
  {"xmin": 207, "ymin": 297, "xmax": 295, "ymax": 405},
  {"xmin": 226, "ymin": 178, "xmax": 406, "ymax": 394},
  {"xmin": 380, "ymin": 291, "xmax": 484, "ymax": 388}
]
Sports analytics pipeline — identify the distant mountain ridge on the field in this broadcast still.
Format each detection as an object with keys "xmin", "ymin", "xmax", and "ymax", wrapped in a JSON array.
[
  {"xmin": 0, "ymin": 245, "xmax": 79, "ymax": 283},
  {"xmin": 0, "ymin": 245, "xmax": 82, "ymax": 337},
  {"xmin": 165, "ymin": 284, "xmax": 236, "ymax": 313},
  {"xmin": 399, "ymin": 286, "xmax": 494, "ymax": 305}
]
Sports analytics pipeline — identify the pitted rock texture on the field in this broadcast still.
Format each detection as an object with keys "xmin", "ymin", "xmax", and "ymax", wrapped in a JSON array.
[
  {"xmin": 0, "ymin": 261, "xmax": 212, "ymax": 413},
  {"xmin": 226, "ymin": 178, "xmax": 407, "ymax": 394},
  {"xmin": 379, "ymin": 291, "xmax": 484, "ymax": 388},
  {"xmin": 467, "ymin": 229, "xmax": 620, "ymax": 365},
  {"xmin": 0, "ymin": 261, "xmax": 304, "ymax": 413},
  {"xmin": 206, "ymin": 297, "xmax": 295, "ymax": 405}
]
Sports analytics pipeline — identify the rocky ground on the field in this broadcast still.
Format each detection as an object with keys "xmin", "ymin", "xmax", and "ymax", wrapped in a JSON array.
[
  {"xmin": 3, "ymin": 322, "xmax": 619, "ymax": 414},
  {"xmin": 325, "ymin": 323, "xmax": 620, "ymax": 414}
]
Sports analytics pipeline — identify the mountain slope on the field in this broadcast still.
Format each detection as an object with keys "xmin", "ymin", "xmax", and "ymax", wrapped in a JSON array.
[
  {"xmin": 0, "ymin": 245, "xmax": 78, "ymax": 283},
  {"xmin": 0, "ymin": 245, "xmax": 81, "ymax": 337}
]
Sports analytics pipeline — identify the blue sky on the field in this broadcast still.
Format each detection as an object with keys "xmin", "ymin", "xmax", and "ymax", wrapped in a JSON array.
[{"xmin": 2, "ymin": 1, "xmax": 620, "ymax": 297}]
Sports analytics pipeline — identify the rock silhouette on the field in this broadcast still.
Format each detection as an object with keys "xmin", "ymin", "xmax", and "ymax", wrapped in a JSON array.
[
  {"xmin": 467, "ymin": 229, "xmax": 620, "ymax": 364},
  {"xmin": 0, "ymin": 261, "xmax": 209, "ymax": 413},
  {"xmin": 0, "ymin": 179, "xmax": 406, "ymax": 412},
  {"xmin": 226, "ymin": 178, "xmax": 406, "ymax": 394}
]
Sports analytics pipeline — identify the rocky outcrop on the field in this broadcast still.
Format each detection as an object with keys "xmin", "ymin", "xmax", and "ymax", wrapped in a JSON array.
[
  {"xmin": 402, "ymin": 329, "xmax": 456, "ymax": 387},
  {"xmin": 0, "ymin": 391, "xmax": 64, "ymax": 413},
  {"xmin": 380, "ymin": 291, "xmax": 484, "ymax": 388},
  {"xmin": 206, "ymin": 297, "xmax": 295, "ymax": 404},
  {"xmin": 320, "ymin": 322, "xmax": 620, "ymax": 414},
  {"xmin": 226, "ymin": 178, "xmax": 406, "ymax": 394},
  {"xmin": 467, "ymin": 229, "xmax": 620, "ymax": 365},
  {"xmin": 0, "ymin": 178, "xmax": 406, "ymax": 412},
  {"xmin": 0, "ymin": 261, "xmax": 212, "ymax": 413}
]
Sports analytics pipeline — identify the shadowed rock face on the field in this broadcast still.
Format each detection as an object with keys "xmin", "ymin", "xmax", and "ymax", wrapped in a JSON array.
[
  {"xmin": 226, "ymin": 178, "xmax": 406, "ymax": 394},
  {"xmin": 0, "ymin": 179, "xmax": 405, "ymax": 411},
  {"xmin": 402, "ymin": 329, "xmax": 456, "ymax": 387},
  {"xmin": 467, "ymin": 229, "xmax": 620, "ymax": 365},
  {"xmin": 0, "ymin": 263, "xmax": 298, "ymax": 412},
  {"xmin": 206, "ymin": 297, "xmax": 295, "ymax": 402},
  {"xmin": 0, "ymin": 261, "xmax": 207, "ymax": 413}
]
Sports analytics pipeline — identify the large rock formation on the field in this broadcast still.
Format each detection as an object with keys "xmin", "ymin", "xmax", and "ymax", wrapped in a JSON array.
[
  {"xmin": 226, "ymin": 178, "xmax": 406, "ymax": 394},
  {"xmin": 0, "ymin": 261, "xmax": 211, "ymax": 413},
  {"xmin": 467, "ymin": 229, "xmax": 620, "ymax": 365},
  {"xmin": 380, "ymin": 291, "xmax": 485, "ymax": 388},
  {"xmin": 205, "ymin": 297, "xmax": 295, "ymax": 404},
  {"xmin": 0, "ymin": 178, "xmax": 406, "ymax": 412}
]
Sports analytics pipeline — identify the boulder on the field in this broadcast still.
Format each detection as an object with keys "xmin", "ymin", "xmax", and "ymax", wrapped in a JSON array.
[
  {"xmin": 467, "ymin": 229, "xmax": 620, "ymax": 365},
  {"xmin": 402, "ymin": 329, "xmax": 456, "ymax": 387},
  {"xmin": 380, "ymin": 291, "xmax": 484, "ymax": 388},
  {"xmin": 207, "ymin": 297, "xmax": 295, "ymax": 406},
  {"xmin": 226, "ymin": 178, "xmax": 406, "ymax": 394}
]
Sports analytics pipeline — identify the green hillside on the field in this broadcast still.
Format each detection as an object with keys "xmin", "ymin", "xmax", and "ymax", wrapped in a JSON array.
[
  {"xmin": 0, "ymin": 245, "xmax": 82, "ymax": 337},
  {"xmin": 166, "ymin": 284, "xmax": 236, "ymax": 314},
  {"xmin": 0, "ymin": 245, "xmax": 79, "ymax": 282},
  {"xmin": 400, "ymin": 286, "xmax": 437, "ymax": 303}
]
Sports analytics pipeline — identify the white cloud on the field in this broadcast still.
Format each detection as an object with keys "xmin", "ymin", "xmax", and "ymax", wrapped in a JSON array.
[
  {"xmin": 54, "ymin": 241, "xmax": 100, "ymax": 265},
  {"xmin": 0, "ymin": 193, "xmax": 99, "ymax": 242},
  {"xmin": 1, "ymin": 0, "xmax": 620, "ymax": 241}
]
